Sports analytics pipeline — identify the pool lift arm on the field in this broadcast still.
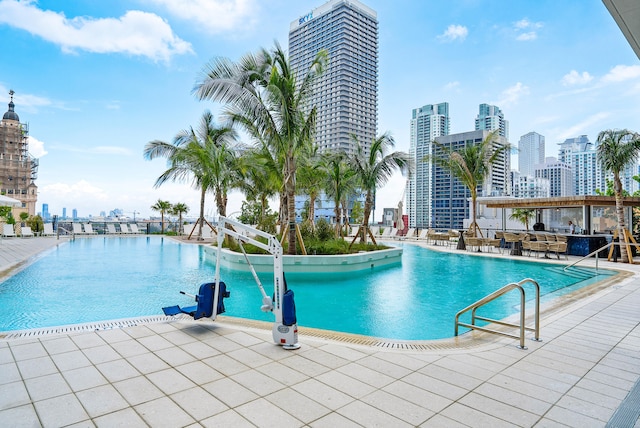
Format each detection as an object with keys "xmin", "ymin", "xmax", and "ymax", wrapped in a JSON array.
[{"xmin": 215, "ymin": 216, "xmax": 300, "ymax": 350}]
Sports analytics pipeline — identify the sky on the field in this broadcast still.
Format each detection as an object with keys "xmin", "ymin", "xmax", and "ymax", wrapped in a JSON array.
[{"xmin": 1, "ymin": 0, "xmax": 639, "ymax": 221}]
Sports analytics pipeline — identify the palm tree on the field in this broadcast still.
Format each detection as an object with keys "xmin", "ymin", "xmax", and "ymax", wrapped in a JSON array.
[
  {"xmin": 237, "ymin": 147, "xmax": 280, "ymax": 229},
  {"xmin": 151, "ymin": 200, "xmax": 172, "ymax": 233},
  {"xmin": 348, "ymin": 132, "xmax": 412, "ymax": 243},
  {"xmin": 297, "ymin": 146, "xmax": 324, "ymax": 230},
  {"xmin": 171, "ymin": 202, "xmax": 189, "ymax": 235},
  {"xmin": 509, "ymin": 208, "xmax": 535, "ymax": 231},
  {"xmin": 323, "ymin": 151, "xmax": 357, "ymax": 237},
  {"xmin": 143, "ymin": 110, "xmax": 238, "ymax": 240},
  {"xmin": 424, "ymin": 130, "xmax": 508, "ymax": 237},
  {"xmin": 596, "ymin": 129, "xmax": 640, "ymax": 263},
  {"xmin": 194, "ymin": 42, "xmax": 327, "ymax": 255}
]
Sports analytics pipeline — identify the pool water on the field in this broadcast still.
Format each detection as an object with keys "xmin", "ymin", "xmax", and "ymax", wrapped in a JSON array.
[{"xmin": 0, "ymin": 237, "xmax": 614, "ymax": 339}]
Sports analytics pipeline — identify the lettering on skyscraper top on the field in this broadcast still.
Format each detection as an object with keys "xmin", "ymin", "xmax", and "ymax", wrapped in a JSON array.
[{"xmin": 299, "ymin": 12, "xmax": 313, "ymax": 25}]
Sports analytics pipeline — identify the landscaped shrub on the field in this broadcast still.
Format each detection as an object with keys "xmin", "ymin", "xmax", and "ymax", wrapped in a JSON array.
[{"xmin": 315, "ymin": 218, "xmax": 332, "ymax": 241}]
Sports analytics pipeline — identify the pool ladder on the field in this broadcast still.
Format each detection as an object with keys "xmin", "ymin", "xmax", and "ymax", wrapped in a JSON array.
[{"xmin": 454, "ymin": 278, "xmax": 541, "ymax": 349}]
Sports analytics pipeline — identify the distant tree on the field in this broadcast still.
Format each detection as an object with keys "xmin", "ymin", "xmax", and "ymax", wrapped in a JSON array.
[
  {"xmin": 323, "ymin": 151, "xmax": 357, "ymax": 237},
  {"xmin": 151, "ymin": 200, "xmax": 172, "ymax": 233},
  {"xmin": 171, "ymin": 203, "xmax": 189, "ymax": 235},
  {"xmin": 350, "ymin": 200, "xmax": 364, "ymax": 225},
  {"xmin": 509, "ymin": 208, "xmax": 536, "ymax": 231},
  {"xmin": 596, "ymin": 128, "xmax": 640, "ymax": 262}
]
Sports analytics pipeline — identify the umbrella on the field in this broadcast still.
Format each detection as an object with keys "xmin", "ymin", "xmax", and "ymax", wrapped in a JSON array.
[
  {"xmin": 396, "ymin": 200, "xmax": 404, "ymax": 231},
  {"xmin": 0, "ymin": 195, "xmax": 21, "ymax": 207}
]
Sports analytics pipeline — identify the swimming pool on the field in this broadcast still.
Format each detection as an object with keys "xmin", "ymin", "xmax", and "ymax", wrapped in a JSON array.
[{"xmin": 0, "ymin": 236, "xmax": 614, "ymax": 339}]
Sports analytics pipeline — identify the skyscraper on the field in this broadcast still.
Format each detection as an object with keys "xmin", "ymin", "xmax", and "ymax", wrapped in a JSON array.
[
  {"xmin": 407, "ymin": 103, "xmax": 450, "ymax": 228},
  {"xmin": 475, "ymin": 103, "xmax": 509, "ymax": 139},
  {"xmin": 289, "ymin": 0, "xmax": 378, "ymax": 155},
  {"xmin": 518, "ymin": 131, "xmax": 545, "ymax": 177}
]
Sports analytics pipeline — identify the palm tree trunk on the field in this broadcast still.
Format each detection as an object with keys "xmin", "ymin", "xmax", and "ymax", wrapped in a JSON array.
[
  {"xmin": 361, "ymin": 190, "xmax": 373, "ymax": 244},
  {"xmin": 285, "ymin": 155, "xmax": 297, "ymax": 255},
  {"xmin": 161, "ymin": 212, "xmax": 165, "ymax": 233},
  {"xmin": 614, "ymin": 175, "xmax": 629, "ymax": 263},
  {"xmin": 198, "ymin": 186, "xmax": 206, "ymax": 240},
  {"xmin": 308, "ymin": 193, "xmax": 316, "ymax": 229}
]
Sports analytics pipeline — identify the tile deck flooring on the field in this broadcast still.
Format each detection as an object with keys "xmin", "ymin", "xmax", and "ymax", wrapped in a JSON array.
[{"xmin": 0, "ymin": 236, "xmax": 639, "ymax": 427}]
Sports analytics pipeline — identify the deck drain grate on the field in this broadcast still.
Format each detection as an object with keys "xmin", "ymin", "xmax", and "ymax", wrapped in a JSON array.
[{"xmin": 606, "ymin": 376, "xmax": 640, "ymax": 427}]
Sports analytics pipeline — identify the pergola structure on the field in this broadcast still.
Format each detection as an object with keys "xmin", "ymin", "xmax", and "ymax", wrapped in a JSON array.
[{"xmin": 478, "ymin": 196, "xmax": 640, "ymax": 234}]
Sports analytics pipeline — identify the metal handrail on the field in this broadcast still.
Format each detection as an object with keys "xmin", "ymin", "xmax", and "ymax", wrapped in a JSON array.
[
  {"xmin": 563, "ymin": 241, "xmax": 640, "ymax": 274},
  {"xmin": 454, "ymin": 278, "xmax": 540, "ymax": 349}
]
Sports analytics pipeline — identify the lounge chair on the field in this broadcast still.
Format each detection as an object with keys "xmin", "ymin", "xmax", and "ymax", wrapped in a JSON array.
[
  {"xmin": 379, "ymin": 227, "xmax": 392, "ymax": 238},
  {"xmin": 84, "ymin": 223, "xmax": 98, "ymax": 235},
  {"xmin": 2, "ymin": 224, "xmax": 16, "ymax": 237},
  {"xmin": 72, "ymin": 223, "xmax": 86, "ymax": 235},
  {"xmin": 42, "ymin": 223, "xmax": 55, "ymax": 237},
  {"xmin": 201, "ymin": 226, "xmax": 213, "ymax": 239},
  {"xmin": 20, "ymin": 226, "xmax": 34, "ymax": 238},
  {"xmin": 129, "ymin": 224, "xmax": 144, "ymax": 234},
  {"xmin": 416, "ymin": 229, "xmax": 429, "ymax": 241},
  {"xmin": 106, "ymin": 224, "xmax": 119, "ymax": 234},
  {"xmin": 119, "ymin": 224, "xmax": 130, "ymax": 234}
]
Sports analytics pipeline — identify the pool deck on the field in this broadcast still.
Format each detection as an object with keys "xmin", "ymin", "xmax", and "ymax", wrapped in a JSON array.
[{"xmin": 1, "ymin": 236, "xmax": 639, "ymax": 427}]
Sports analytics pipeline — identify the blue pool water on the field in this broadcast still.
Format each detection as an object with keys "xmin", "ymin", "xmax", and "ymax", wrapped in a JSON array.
[{"xmin": 0, "ymin": 237, "xmax": 614, "ymax": 339}]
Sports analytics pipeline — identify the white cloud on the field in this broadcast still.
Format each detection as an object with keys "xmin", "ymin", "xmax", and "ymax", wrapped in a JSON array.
[
  {"xmin": 494, "ymin": 82, "xmax": 530, "ymax": 107},
  {"xmin": 555, "ymin": 112, "xmax": 610, "ymax": 141},
  {"xmin": 28, "ymin": 136, "xmax": 47, "ymax": 158},
  {"xmin": 438, "ymin": 25, "xmax": 468, "ymax": 42},
  {"xmin": 601, "ymin": 65, "xmax": 640, "ymax": 83},
  {"xmin": 443, "ymin": 81, "xmax": 460, "ymax": 91},
  {"xmin": 562, "ymin": 70, "xmax": 594, "ymax": 86},
  {"xmin": 94, "ymin": 146, "xmax": 132, "ymax": 155},
  {"xmin": 149, "ymin": 0, "xmax": 257, "ymax": 34},
  {"xmin": 0, "ymin": 0, "xmax": 192, "ymax": 61},
  {"xmin": 41, "ymin": 180, "xmax": 110, "ymax": 202},
  {"xmin": 513, "ymin": 18, "xmax": 543, "ymax": 41}
]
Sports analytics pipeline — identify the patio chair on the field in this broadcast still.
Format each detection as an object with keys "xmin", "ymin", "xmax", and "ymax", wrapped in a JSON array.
[
  {"xmin": 119, "ymin": 224, "xmax": 130, "ymax": 234},
  {"xmin": 106, "ymin": 224, "xmax": 119, "ymax": 234},
  {"xmin": 549, "ymin": 235, "xmax": 568, "ymax": 260},
  {"xmin": 42, "ymin": 223, "xmax": 55, "ymax": 237},
  {"xmin": 2, "ymin": 224, "xmax": 16, "ymax": 237},
  {"xmin": 20, "ymin": 226, "xmax": 34, "ymax": 238},
  {"xmin": 129, "ymin": 224, "xmax": 144, "ymax": 234},
  {"xmin": 503, "ymin": 232, "xmax": 522, "ymax": 254},
  {"xmin": 528, "ymin": 240, "xmax": 549, "ymax": 258},
  {"xmin": 72, "ymin": 223, "xmax": 86, "ymax": 235},
  {"xmin": 465, "ymin": 237, "xmax": 483, "ymax": 252},
  {"xmin": 484, "ymin": 238, "xmax": 502, "ymax": 253}
]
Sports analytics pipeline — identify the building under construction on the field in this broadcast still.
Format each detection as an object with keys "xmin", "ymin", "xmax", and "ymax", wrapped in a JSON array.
[{"xmin": 0, "ymin": 90, "xmax": 38, "ymax": 215}]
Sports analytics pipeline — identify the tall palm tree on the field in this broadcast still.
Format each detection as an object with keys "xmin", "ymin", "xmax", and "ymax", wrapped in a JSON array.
[
  {"xmin": 171, "ymin": 202, "xmax": 189, "ymax": 235},
  {"xmin": 425, "ymin": 130, "xmax": 508, "ymax": 237},
  {"xmin": 143, "ymin": 110, "xmax": 238, "ymax": 240},
  {"xmin": 596, "ymin": 129, "xmax": 640, "ymax": 263},
  {"xmin": 349, "ymin": 132, "xmax": 412, "ymax": 243},
  {"xmin": 296, "ymin": 146, "xmax": 324, "ymax": 230},
  {"xmin": 323, "ymin": 151, "xmax": 357, "ymax": 237},
  {"xmin": 237, "ymin": 147, "xmax": 280, "ymax": 229},
  {"xmin": 193, "ymin": 42, "xmax": 327, "ymax": 255},
  {"xmin": 151, "ymin": 199, "xmax": 172, "ymax": 233}
]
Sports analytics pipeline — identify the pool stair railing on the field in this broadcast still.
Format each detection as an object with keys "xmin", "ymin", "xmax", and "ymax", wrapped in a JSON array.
[{"xmin": 454, "ymin": 278, "xmax": 541, "ymax": 349}]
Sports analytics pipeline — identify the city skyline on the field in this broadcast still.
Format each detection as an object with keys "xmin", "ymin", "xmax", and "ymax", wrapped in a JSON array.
[{"xmin": 1, "ymin": 0, "xmax": 639, "ymax": 219}]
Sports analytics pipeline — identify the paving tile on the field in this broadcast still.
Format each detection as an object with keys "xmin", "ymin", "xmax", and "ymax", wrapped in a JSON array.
[
  {"xmin": 135, "ymin": 396, "xmax": 195, "ymax": 427},
  {"xmin": 200, "ymin": 409, "xmax": 254, "ymax": 428},
  {"xmin": 488, "ymin": 373, "xmax": 564, "ymax": 404},
  {"xmin": 308, "ymin": 411, "xmax": 363, "ymax": 428},
  {"xmin": 16, "ymin": 356, "xmax": 58, "ymax": 379},
  {"xmin": 291, "ymin": 378, "xmax": 354, "ymax": 411},
  {"xmin": 202, "ymin": 335, "xmax": 243, "ymax": 353},
  {"xmin": 113, "ymin": 376, "xmax": 164, "ymax": 406},
  {"xmin": 545, "ymin": 405, "xmax": 608, "ymax": 427},
  {"xmin": 82, "ymin": 344, "xmax": 121, "ymax": 365},
  {"xmin": 315, "ymin": 369, "xmax": 376, "ymax": 399},
  {"xmin": 318, "ymin": 343, "xmax": 370, "ymax": 361},
  {"xmin": 575, "ymin": 377, "xmax": 631, "ymax": 400},
  {"xmin": 202, "ymin": 377, "xmax": 259, "ymax": 408},
  {"xmin": 202, "ymin": 353, "xmax": 250, "ymax": 377},
  {"xmin": 231, "ymin": 368, "xmax": 286, "ymax": 396},
  {"xmin": 555, "ymin": 395, "xmax": 615, "ymax": 422},
  {"xmin": 96, "ymin": 327, "xmax": 131, "ymax": 343},
  {"xmin": 419, "ymin": 363, "xmax": 486, "ymax": 390},
  {"xmin": 283, "ymin": 354, "xmax": 332, "ymax": 377},
  {"xmin": 336, "ymin": 361, "xmax": 395, "ymax": 389},
  {"xmin": 176, "ymin": 360, "xmax": 224, "ymax": 384},
  {"xmin": 567, "ymin": 385, "xmax": 624, "ymax": 410},
  {"xmin": 109, "ymin": 339, "xmax": 149, "ymax": 358},
  {"xmin": 154, "ymin": 346, "xmax": 196, "ymax": 366},
  {"xmin": 356, "ymin": 354, "xmax": 413, "ymax": 379},
  {"xmin": 41, "ymin": 336, "xmax": 78, "ymax": 355},
  {"xmin": 0, "ymin": 380, "xmax": 30, "ymax": 411},
  {"xmin": 95, "ymin": 358, "xmax": 140, "ymax": 382},
  {"xmin": 362, "ymin": 389, "xmax": 434, "ymax": 425},
  {"xmin": 236, "ymin": 397, "xmax": 304, "ymax": 427},
  {"xmin": 24, "ymin": 372, "xmax": 71, "ymax": 401},
  {"xmin": 440, "ymin": 402, "xmax": 516, "ymax": 428},
  {"xmin": 383, "ymin": 380, "xmax": 453, "ymax": 413},
  {"xmin": 136, "ymin": 334, "xmax": 174, "ymax": 352},
  {"xmin": 33, "ymin": 393, "xmax": 89, "ymax": 427},
  {"xmin": 69, "ymin": 333, "xmax": 107, "ymax": 349},
  {"xmin": 0, "ymin": 348, "xmax": 12, "ymax": 365},
  {"xmin": 255, "ymin": 361, "xmax": 309, "ymax": 386},
  {"xmin": 160, "ymin": 329, "xmax": 199, "ymax": 346},
  {"xmin": 265, "ymin": 387, "xmax": 331, "ymax": 424},
  {"xmin": 50, "ymin": 350, "xmax": 92, "ymax": 372},
  {"xmin": 10, "ymin": 342, "xmax": 47, "ymax": 360},
  {"xmin": 0, "ymin": 362, "xmax": 21, "ymax": 385},
  {"xmin": 474, "ymin": 382, "xmax": 552, "ymax": 416},
  {"xmin": 402, "ymin": 371, "xmax": 467, "ymax": 401},
  {"xmin": 62, "ymin": 365, "xmax": 108, "ymax": 391},
  {"xmin": 123, "ymin": 325, "xmax": 156, "ymax": 339},
  {"xmin": 432, "ymin": 355, "xmax": 497, "ymax": 381},
  {"xmin": 0, "ymin": 404, "xmax": 40, "ymax": 427},
  {"xmin": 227, "ymin": 346, "xmax": 273, "ymax": 368},
  {"xmin": 146, "ymin": 368, "xmax": 196, "ymax": 395},
  {"xmin": 180, "ymin": 340, "xmax": 221, "ymax": 360},
  {"xmin": 93, "ymin": 407, "xmax": 147, "ymax": 428},
  {"xmin": 459, "ymin": 391, "xmax": 540, "ymax": 427},
  {"xmin": 298, "ymin": 347, "xmax": 350, "ymax": 370},
  {"xmin": 337, "ymin": 399, "xmax": 413, "ymax": 427},
  {"xmin": 170, "ymin": 387, "xmax": 228, "ymax": 421},
  {"xmin": 419, "ymin": 414, "xmax": 469, "ymax": 427},
  {"xmin": 75, "ymin": 384, "xmax": 129, "ymax": 418},
  {"xmin": 127, "ymin": 351, "xmax": 170, "ymax": 374}
]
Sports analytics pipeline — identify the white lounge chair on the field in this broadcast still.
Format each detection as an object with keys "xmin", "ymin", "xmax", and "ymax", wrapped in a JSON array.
[
  {"xmin": 201, "ymin": 226, "xmax": 213, "ymax": 239},
  {"xmin": 2, "ymin": 224, "xmax": 16, "ymax": 237},
  {"xmin": 42, "ymin": 223, "xmax": 55, "ymax": 236},
  {"xmin": 417, "ymin": 229, "xmax": 429, "ymax": 240},
  {"xmin": 72, "ymin": 223, "xmax": 86, "ymax": 235},
  {"xmin": 119, "ymin": 224, "xmax": 130, "ymax": 234},
  {"xmin": 84, "ymin": 223, "xmax": 98, "ymax": 235},
  {"xmin": 20, "ymin": 226, "xmax": 34, "ymax": 238},
  {"xmin": 129, "ymin": 224, "xmax": 144, "ymax": 234},
  {"xmin": 106, "ymin": 224, "xmax": 119, "ymax": 234}
]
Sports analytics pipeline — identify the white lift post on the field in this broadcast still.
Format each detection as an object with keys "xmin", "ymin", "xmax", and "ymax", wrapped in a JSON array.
[{"xmin": 215, "ymin": 216, "xmax": 300, "ymax": 350}]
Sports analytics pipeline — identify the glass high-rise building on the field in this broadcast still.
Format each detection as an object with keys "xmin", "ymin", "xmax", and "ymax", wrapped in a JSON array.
[
  {"xmin": 518, "ymin": 131, "xmax": 545, "ymax": 177},
  {"xmin": 475, "ymin": 103, "xmax": 509, "ymax": 139},
  {"xmin": 289, "ymin": 0, "xmax": 378, "ymax": 155},
  {"xmin": 407, "ymin": 103, "xmax": 450, "ymax": 228}
]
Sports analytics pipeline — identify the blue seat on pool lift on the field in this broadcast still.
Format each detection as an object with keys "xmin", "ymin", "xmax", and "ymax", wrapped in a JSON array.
[{"xmin": 162, "ymin": 282, "xmax": 230, "ymax": 320}]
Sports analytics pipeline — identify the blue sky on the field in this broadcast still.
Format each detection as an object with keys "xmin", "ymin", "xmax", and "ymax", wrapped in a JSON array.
[{"xmin": 1, "ymin": 0, "xmax": 638, "ymax": 220}]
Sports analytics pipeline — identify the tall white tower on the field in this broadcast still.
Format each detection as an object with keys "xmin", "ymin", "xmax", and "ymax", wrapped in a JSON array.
[{"xmin": 518, "ymin": 131, "xmax": 545, "ymax": 177}]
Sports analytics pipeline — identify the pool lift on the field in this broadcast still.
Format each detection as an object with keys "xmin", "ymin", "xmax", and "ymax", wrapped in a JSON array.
[{"xmin": 162, "ymin": 216, "xmax": 300, "ymax": 350}]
